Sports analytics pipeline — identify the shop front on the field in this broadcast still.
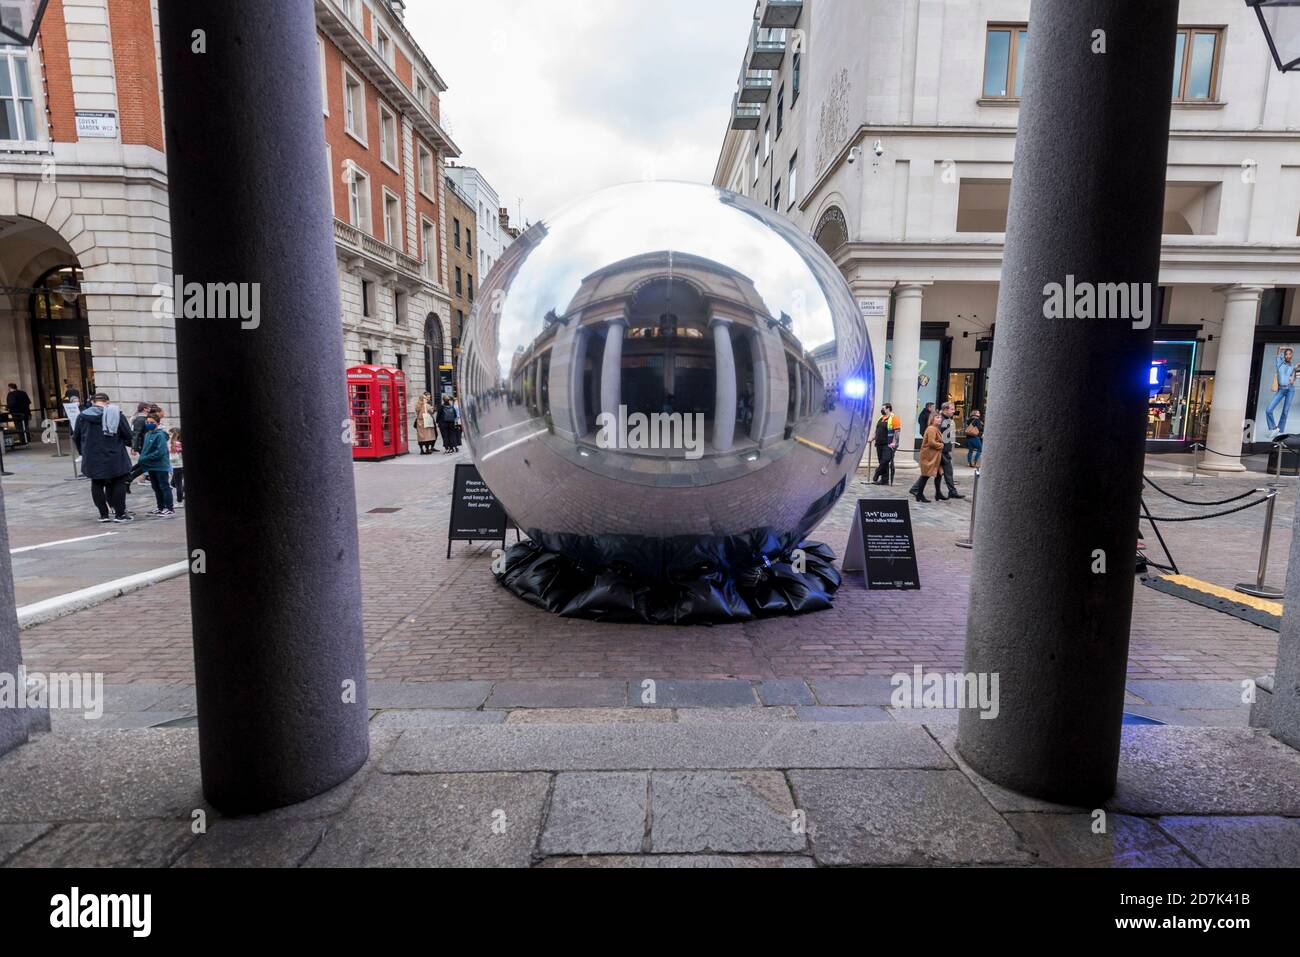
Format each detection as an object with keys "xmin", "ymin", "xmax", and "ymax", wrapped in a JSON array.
[{"xmin": 1146, "ymin": 339, "xmax": 1209, "ymax": 452}]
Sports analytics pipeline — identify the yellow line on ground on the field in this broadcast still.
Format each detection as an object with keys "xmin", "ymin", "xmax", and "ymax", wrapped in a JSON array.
[
  {"xmin": 793, "ymin": 436, "xmax": 835, "ymax": 457},
  {"xmin": 1160, "ymin": 574, "xmax": 1283, "ymax": 617}
]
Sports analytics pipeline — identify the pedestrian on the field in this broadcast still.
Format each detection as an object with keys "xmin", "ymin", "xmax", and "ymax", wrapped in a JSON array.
[
  {"xmin": 5, "ymin": 383, "xmax": 31, "ymax": 447},
  {"xmin": 72, "ymin": 392, "xmax": 135, "ymax": 523},
  {"xmin": 437, "ymin": 394, "xmax": 460, "ymax": 453},
  {"xmin": 871, "ymin": 404, "xmax": 897, "ymax": 485},
  {"xmin": 137, "ymin": 411, "xmax": 175, "ymax": 517},
  {"xmin": 168, "ymin": 427, "xmax": 185, "ymax": 506},
  {"xmin": 909, "ymin": 414, "xmax": 947, "ymax": 503},
  {"xmin": 938, "ymin": 402, "xmax": 966, "ymax": 500},
  {"xmin": 414, "ymin": 392, "xmax": 438, "ymax": 455},
  {"xmin": 917, "ymin": 402, "xmax": 935, "ymax": 442},
  {"xmin": 965, "ymin": 410, "xmax": 984, "ymax": 468}
]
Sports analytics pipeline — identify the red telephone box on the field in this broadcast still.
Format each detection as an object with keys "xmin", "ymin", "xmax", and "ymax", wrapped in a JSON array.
[{"xmin": 347, "ymin": 365, "xmax": 409, "ymax": 461}]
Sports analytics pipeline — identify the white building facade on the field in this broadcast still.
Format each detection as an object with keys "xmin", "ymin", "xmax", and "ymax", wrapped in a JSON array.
[
  {"xmin": 715, "ymin": 0, "xmax": 1300, "ymax": 470},
  {"xmin": 446, "ymin": 164, "xmax": 507, "ymax": 290}
]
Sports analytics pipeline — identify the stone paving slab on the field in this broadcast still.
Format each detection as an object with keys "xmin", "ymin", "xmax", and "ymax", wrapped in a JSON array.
[
  {"xmin": 370, "ymin": 709, "xmax": 505, "ymax": 728},
  {"xmin": 540, "ymin": 772, "xmax": 647, "ymax": 856},
  {"xmin": 674, "ymin": 707, "xmax": 796, "ymax": 723},
  {"xmin": 1111, "ymin": 727, "xmax": 1300, "ymax": 815},
  {"xmin": 51, "ymin": 711, "xmax": 192, "ymax": 732},
  {"xmin": 1126, "ymin": 680, "xmax": 1248, "ymax": 710},
  {"xmin": 0, "ymin": 731, "xmax": 206, "ymax": 823},
  {"xmin": 305, "ymin": 772, "xmax": 550, "ymax": 868},
  {"xmin": 380, "ymin": 723, "xmax": 954, "ymax": 774},
  {"xmin": 538, "ymin": 854, "xmax": 814, "ymax": 868},
  {"xmin": 633, "ymin": 679, "xmax": 758, "ymax": 708},
  {"xmin": 505, "ymin": 708, "xmax": 673, "ymax": 725},
  {"xmin": 649, "ymin": 771, "xmax": 805, "ymax": 854},
  {"xmin": 487, "ymin": 679, "xmax": 627, "ymax": 709},
  {"xmin": 795, "ymin": 706, "xmax": 892, "ymax": 723},
  {"xmin": 788, "ymin": 769, "xmax": 1032, "ymax": 866},
  {"xmin": 930, "ymin": 728, "xmax": 1090, "ymax": 814},
  {"xmin": 0, "ymin": 823, "xmax": 52, "ymax": 865},
  {"xmin": 1004, "ymin": 813, "xmax": 1198, "ymax": 868},
  {"xmin": 175, "ymin": 820, "xmax": 330, "ymax": 868},
  {"xmin": 809, "ymin": 677, "xmax": 897, "ymax": 706},
  {"xmin": 6, "ymin": 821, "xmax": 197, "ymax": 868},
  {"xmin": 1154, "ymin": 816, "xmax": 1300, "ymax": 868},
  {"xmin": 366, "ymin": 681, "xmax": 493, "ymax": 710},
  {"xmin": 756, "ymin": 680, "xmax": 815, "ymax": 707}
]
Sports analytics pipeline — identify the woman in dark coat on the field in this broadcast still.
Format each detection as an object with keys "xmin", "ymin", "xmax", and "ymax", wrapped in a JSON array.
[{"xmin": 436, "ymin": 395, "xmax": 459, "ymax": 454}]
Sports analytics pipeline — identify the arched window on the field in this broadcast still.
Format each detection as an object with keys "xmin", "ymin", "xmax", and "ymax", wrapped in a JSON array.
[
  {"xmin": 424, "ymin": 313, "xmax": 445, "ymax": 395},
  {"xmin": 29, "ymin": 265, "xmax": 92, "ymax": 418}
]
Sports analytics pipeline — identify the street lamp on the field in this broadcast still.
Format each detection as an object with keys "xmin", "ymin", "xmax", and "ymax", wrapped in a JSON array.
[{"xmin": 1248, "ymin": 0, "xmax": 1300, "ymax": 73}]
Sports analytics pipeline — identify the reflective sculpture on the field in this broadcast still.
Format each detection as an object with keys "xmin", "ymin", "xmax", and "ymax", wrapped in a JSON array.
[{"xmin": 460, "ymin": 182, "xmax": 872, "ymax": 622}]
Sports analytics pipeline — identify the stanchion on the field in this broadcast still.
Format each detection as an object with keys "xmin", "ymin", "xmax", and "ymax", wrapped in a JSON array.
[
  {"xmin": 1187, "ymin": 442, "xmax": 1206, "ymax": 487},
  {"xmin": 956, "ymin": 469, "xmax": 980, "ymax": 550},
  {"xmin": 1269, "ymin": 442, "xmax": 1286, "ymax": 489},
  {"xmin": 1235, "ymin": 488, "xmax": 1284, "ymax": 600}
]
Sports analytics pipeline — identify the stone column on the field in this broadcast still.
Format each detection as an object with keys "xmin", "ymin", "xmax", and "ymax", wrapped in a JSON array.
[
  {"xmin": 854, "ymin": 286, "xmax": 895, "ymax": 469},
  {"xmin": 711, "ymin": 316, "xmax": 737, "ymax": 451},
  {"xmin": 956, "ymin": 0, "xmax": 1179, "ymax": 805},
  {"xmin": 750, "ymin": 328, "xmax": 769, "ymax": 446},
  {"xmin": 1202, "ymin": 285, "xmax": 1265, "ymax": 472},
  {"xmin": 159, "ymin": 0, "xmax": 370, "ymax": 814},
  {"xmin": 890, "ymin": 284, "xmax": 927, "ymax": 470},
  {"xmin": 600, "ymin": 316, "xmax": 626, "ymax": 419},
  {"xmin": 570, "ymin": 326, "xmax": 590, "ymax": 437}
]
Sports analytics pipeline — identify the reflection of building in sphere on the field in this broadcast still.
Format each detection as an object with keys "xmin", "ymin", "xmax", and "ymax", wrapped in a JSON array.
[{"xmin": 458, "ymin": 182, "xmax": 870, "ymax": 576}]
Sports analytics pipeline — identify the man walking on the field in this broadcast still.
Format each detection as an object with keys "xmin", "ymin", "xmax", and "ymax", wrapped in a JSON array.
[
  {"xmin": 5, "ymin": 383, "xmax": 32, "ymax": 446},
  {"xmin": 938, "ymin": 401, "xmax": 965, "ymax": 500},
  {"xmin": 73, "ymin": 392, "xmax": 136, "ymax": 523},
  {"xmin": 917, "ymin": 402, "xmax": 935, "ymax": 442}
]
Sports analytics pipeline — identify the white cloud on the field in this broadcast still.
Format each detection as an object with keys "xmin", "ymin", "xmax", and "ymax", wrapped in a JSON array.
[{"xmin": 406, "ymin": 0, "xmax": 755, "ymax": 226}]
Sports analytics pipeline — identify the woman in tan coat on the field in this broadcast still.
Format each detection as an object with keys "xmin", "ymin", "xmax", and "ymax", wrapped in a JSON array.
[
  {"xmin": 414, "ymin": 392, "xmax": 438, "ymax": 455},
  {"xmin": 909, "ymin": 414, "xmax": 948, "ymax": 503}
]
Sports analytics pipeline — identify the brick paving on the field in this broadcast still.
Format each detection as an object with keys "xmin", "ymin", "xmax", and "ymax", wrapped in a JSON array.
[{"xmin": 7, "ymin": 440, "xmax": 1288, "ymax": 687}]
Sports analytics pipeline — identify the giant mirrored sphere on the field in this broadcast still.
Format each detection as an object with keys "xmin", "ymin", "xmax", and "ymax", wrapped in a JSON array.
[{"xmin": 460, "ymin": 181, "xmax": 872, "ymax": 576}]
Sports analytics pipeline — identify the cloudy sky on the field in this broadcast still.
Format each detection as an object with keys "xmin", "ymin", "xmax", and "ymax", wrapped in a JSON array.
[{"xmin": 408, "ymin": 0, "xmax": 756, "ymax": 228}]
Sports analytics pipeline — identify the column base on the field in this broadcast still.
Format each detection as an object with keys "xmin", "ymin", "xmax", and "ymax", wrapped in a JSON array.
[
  {"xmin": 1199, "ymin": 458, "xmax": 1247, "ymax": 474},
  {"xmin": 894, "ymin": 457, "xmax": 920, "ymax": 471}
]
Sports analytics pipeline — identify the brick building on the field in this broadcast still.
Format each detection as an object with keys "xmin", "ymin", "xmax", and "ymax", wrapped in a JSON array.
[
  {"xmin": 0, "ymin": 0, "xmax": 459, "ymax": 431},
  {"xmin": 443, "ymin": 171, "xmax": 475, "ymax": 392}
]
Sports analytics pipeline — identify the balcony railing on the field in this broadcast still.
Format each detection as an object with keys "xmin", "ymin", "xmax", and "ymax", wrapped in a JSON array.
[
  {"xmin": 760, "ymin": 0, "xmax": 803, "ymax": 30},
  {"xmin": 334, "ymin": 218, "xmax": 428, "ymax": 283},
  {"xmin": 749, "ymin": 27, "xmax": 787, "ymax": 70},
  {"xmin": 731, "ymin": 95, "xmax": 761, "ymax": 130},
  {"xmin": 739, "ymin": 73, "xmax": 774, "ymax": 104}
]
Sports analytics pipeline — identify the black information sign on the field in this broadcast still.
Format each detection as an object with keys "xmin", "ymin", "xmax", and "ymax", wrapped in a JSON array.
[
  {"xmin": 842, "ymin": 499, "xmax": 921, "ymax": 590},
  {"xmin": 448, "ymin": 463, "xmax": 511, "ymax": 558}
]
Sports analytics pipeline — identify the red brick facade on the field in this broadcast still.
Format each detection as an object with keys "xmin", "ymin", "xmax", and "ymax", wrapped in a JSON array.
[
  {"xmin": 106, "ymin": 0, "xmax": 164, "ymax": 150},
  {"xmin": 35, "ymin": 0, "xmax": 77, "ymax": 144}
]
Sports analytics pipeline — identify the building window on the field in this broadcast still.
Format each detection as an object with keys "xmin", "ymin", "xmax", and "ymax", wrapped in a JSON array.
[
  {"xmin": 342, "ymin": 0, "xmax": 364, "ymax": 28},
  {"xmin": 375, "ymin": 27, "xmax": 393, "ymax": 67},
  {"xmin": 0, "ymin": 46, "xmax": 38, "ymax": 141},
  {"xmin": 763, "ymin": 119, "xmax": 771, "ymax": 162},
  {"xmin": 788, "ymin": 153, "xmax": 798, "ymax": 210},
  {"xmin": 317, "ymin": 37, "xmax": 329, "ymax": 115},
  {"xmin": 414, "ymin": 76, "xmax": 430, "ymax": 111},
  {"xmin": 363, "ymin": 348, "xmax": 375, "ymax": 364},
  {"xmin": 383, "ymin": 190, "xmax": 401, "ymax": 247},
  {"xmin": 417, "ymin": 144, "xmax": 434, "ymax": 197},
  {"xmin": 394, "ymin": 291, "xmax": 408, "ymax": 326},
  {"xmin": 773, "ymin": 177, "xmax": 782, "ymax": 212},
  {"xmin": 1173, "ymin": 28, "xmax": 1223, "ymax": 101},
  {"xmin": 455, "ymin": 266, "xmax": 462, "ymax": 296},
  {"xmin": 453, "ymin": 217, "xmax": 461, "ymax": 249},
  {"xmin": 379, "ymin": 104, "xmax": 398, "ymax": 169},
  {"xmin": 346, "ymin": 164, "xmax": 371, "ymax": 232},
  {"xmin": 343, "ymin": 68, "xmax": 366, "ymax": 141},
  {"xmin": 792, "ymin": 52, "xmax": 801, "ymax": 103},
  {"xmin": 776, "ymin": 84, "xmax": 784, "ymax": 138},
  {"xmin": 982, "ymin": 25, "xmax": 1028, "ymax": 99},
  {"xmin": 466, "ymin": 232, "xmax": 472, "ymax": 256},
  {"xmin": 422, "ymin": 219, "xmax": 436, "ymax": 281},
  {"xmin": 325, "ymin": 143, "xmax": 334, "ymax": 216},
  {"xmin": 467, "ymin": 274, "xmax": 474, "ymax": 303},
  {"xmin": 361, "ymin": 280, "xmax": 374, "ymax": 319}
]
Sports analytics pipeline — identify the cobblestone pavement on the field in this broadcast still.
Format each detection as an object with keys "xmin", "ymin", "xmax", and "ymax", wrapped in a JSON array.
[
  {"xmin": 3, "ymin": 720, "xmax": 1300, "ymax": 867},
  {"xmin": 7, "ymin": 440, "xmax": 1289, "ymax": 693}
]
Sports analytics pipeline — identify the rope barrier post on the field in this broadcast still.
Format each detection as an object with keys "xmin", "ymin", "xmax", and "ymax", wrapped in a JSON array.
[
  {"xmin": 1236, "ymin": 489, "xmax": 1285, "ymax": 600},
  {"xmin": 956, "ymin": 469, "xmax": 979, "ymax": 550},
  {"xmin": 1187, "ymin": 442, "xmax": 1205, "ymax": 487},
  {"xmin": 1270, "ymin": 442, "xmax": 1286, "ymax": 489}
]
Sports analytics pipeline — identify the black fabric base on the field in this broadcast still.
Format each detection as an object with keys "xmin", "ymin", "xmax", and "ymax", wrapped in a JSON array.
[{"xmin": 495, "ymin": 540, "xmax": 842, "ymax": 625}]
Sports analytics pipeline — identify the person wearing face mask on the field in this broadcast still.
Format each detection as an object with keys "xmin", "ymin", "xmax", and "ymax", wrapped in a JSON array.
[{"xmin": 137, "ymin": 412, "xmax": 175, "ymax": 517}]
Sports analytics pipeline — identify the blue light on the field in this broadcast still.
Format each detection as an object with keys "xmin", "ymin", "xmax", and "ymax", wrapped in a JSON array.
[
  {"xmin": 843, "ymin": 377, "xmax": 867, "ymax": 400},
  {"xmin": 1149, "ymin": 366, "xmax": 1161, "ymax": 386}
]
